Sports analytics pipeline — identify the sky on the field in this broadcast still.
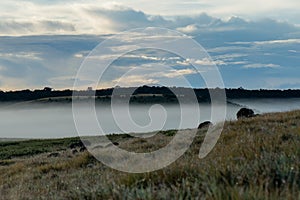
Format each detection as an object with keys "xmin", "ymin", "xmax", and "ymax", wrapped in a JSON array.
[{"xmin": 0, "ymin": 0, "xmax": 299, "ymax": 90}]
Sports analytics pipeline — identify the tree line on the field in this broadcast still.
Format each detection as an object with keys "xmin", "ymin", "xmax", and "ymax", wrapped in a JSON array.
[{"xmin": 0, "ymin": 86, "xmax": 299, "ymax": 102}]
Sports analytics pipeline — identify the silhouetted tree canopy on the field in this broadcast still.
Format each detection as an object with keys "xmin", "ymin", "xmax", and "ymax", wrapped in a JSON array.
[{"xmin": 0, "ymin": 86, "xmax": 299, "ymax": 103}]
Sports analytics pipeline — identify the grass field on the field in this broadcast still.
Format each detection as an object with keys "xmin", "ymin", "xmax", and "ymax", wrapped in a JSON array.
[{"xmin": 0, "ymin": 110, "xmax": 300, "ymax": 199}]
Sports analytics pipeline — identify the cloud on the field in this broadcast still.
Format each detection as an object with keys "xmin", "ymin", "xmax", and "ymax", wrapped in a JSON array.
[
  {"xmin": 177, "ymin": 24, "xmax": 199, "ymax": 34},
  {"xmin": 86, "ymin": 6, "xmax": 169, "ymax": 32},
  {"xmin": 0, "ymin": 30, "xmax": 298, "ymax": 90},
  {"xmin": 0, "ymin": 2, "xmax": 298, "ymax": 36},
  {"xmin": 0, "ymin": 3, "xmax": 298, "ymax": 90},
  {"xmin": 212, "ymin": 54, "xmax": 248, "ymax": 65},
  {"xmin": 11, "ymin": 0, "xmax": 297, "ymax": 24},
  {"xmin": 193, "ymin": 58, "xmax": 226, "ymax": 66},
  {"xmin": 163, "ymin": 69, "xmax": 197, "ymax": 78},
  {"xmin": 0, "ymin": 20, "xmax": 76, "ymax": 36},
  {"xmin": 243, "ymin": 63, "xmax": 281, "ymax": 69},
  {"xmin": 0, "ymin": 35, "xmax": 106, "ymax": 90},
  {"xmin": 99, "ymin": 61, "xmax": 200, "ymax": 88},
  {"xmin": 176, "ymin": 58, "xmax": 226, "ymax": 67},
  {"xmin": 112, "ymin": 75, "xmax": 159, "ymax": 87},
  {"xmin": 0, "ymin": 52, "xmax": 42, "ymax": 60},
  {"xmin": 230, "ymin": 39, "xmax": 300, "ymax": 45}
]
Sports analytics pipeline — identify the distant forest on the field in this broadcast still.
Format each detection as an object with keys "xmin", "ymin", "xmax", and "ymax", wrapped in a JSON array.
[{"xmin": 0, "ymin": 86, "xmax": 300, "ymax": 103}]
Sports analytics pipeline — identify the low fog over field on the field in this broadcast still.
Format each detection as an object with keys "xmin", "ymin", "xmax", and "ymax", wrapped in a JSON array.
[{"xmin": 0, "ymin": 98, "xmax": 300, "ymax": 138}]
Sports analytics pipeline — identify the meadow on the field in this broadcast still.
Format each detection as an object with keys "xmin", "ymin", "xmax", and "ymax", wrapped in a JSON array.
[{"xmin": 0, "ymin": 110, "xmax": 300, "ymax": 199}]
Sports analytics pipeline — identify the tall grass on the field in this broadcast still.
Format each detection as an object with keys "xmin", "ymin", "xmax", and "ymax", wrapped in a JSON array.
[{"xmin": 0, "ymin": 110, "xmax": 300, "ymax": 199}]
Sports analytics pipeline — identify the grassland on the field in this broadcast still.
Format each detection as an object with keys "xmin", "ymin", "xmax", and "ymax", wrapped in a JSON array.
[{"xmin": 0, "ymin": 110, "xmax": 300, "ymax": 199}]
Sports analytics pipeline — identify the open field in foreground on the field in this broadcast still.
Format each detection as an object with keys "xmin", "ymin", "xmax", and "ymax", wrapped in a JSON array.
[{"xmin": 1, "ymin": 110, "xmax": 300, "ymax": 199}]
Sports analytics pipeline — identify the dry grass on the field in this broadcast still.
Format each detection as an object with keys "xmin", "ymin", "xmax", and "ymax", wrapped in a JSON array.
[{"xmin": 0, "ymin": 110, "xmax": 300, "ymax": 199}]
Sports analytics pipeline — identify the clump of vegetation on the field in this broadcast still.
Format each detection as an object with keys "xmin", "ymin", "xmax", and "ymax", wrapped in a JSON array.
[
  {"xmin": 107, "ymin": 133, "xmax": 134, "ymax": 143},
  {"xmin": 159, "ymin": 129, "xmax": 177, "ymax": 137},
  {"xmin": 37, "ymin": 152, "xmax": 95, "ymax": 173},
  {"xmin": 0, "ymin": 137, "xmax": 81, "ymax": 159},
  {"xmin": 0, "ymin": 110, "xmax": 300, "ymax": 199}
]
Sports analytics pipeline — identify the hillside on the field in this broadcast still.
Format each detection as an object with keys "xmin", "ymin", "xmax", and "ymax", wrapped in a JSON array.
[{"xmin": 0, "ymin": 110, "xmax": 300, "ymax": 199}]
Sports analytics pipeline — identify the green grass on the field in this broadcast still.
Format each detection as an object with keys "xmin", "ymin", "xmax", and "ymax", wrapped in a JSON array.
[
  {"xmin": 0, "ymin": 137, "xmax": 81, "ymax": 159},
  {"xmin": 0, "ymin": 110, "xmax": 300, "ymax": 199}
]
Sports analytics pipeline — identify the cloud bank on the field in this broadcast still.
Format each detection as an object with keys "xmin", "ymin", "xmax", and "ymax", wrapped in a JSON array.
[
  {"xmin": 0, "ymin": 2, "xmax": 299, "ymax": 36},
  {"xmin": 0, "ymin": 3, "xmax": 299, "ymax": 90}
]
